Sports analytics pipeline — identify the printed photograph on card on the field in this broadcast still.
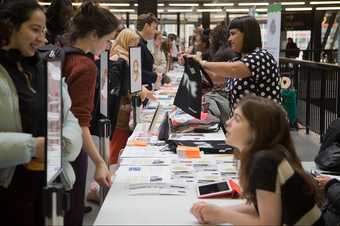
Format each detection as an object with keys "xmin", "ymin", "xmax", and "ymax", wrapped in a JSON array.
[
  {"xmin": 100, "ymin": 51, "xmax": 108, "ymax": 116},
  {"xmin": 129, "ymin": 47, "xmax": 142, "ymax": 93},
  {"xmin": 46, "ymin": 61, "xmax": 62, "ymax": 184}
]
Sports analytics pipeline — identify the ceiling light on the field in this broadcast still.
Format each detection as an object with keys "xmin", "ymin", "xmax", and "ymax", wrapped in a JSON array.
[
  {"xmin": 226, "ymin": 8, "xmax": 250, "ymax": 12},
  {"xmin": 158, "ymin": 9, "xmax": 165, "ymax": 13},
  {"xmin": 38, "ymin": 2, "xmax": 50, "ymax": 5},
  {"xmin": 212, "ymin": 14, "xmax": 228, "ymax": 19},
  {"xmin": 281, "ymin": 2, "xmax": 305, "ymax": 5},
  {"xmin": 229, "ymin": 14, "xmax": 248, "ymax": 18},
  {"xmin": 316, "ymin": 6, "xmax": 340, "ymax": 10},
  {"xmin": 239, "ymin": 3, "xmax": 269, "ymax": 6},
  {"xmin": 203, "ymin": 3, "xmax": 234, "ymax": 7},
  {"xmin": 169, "ymin": 3, "xmax": 199, "ymax": 7},
  {"xmin": 285, "ymin": 7, "xmax": 313, "ymax": 11},
  {"xmin": 197, "ymin": 9, "xmax": 223, "ymax": 12},
  {"xmin": 134, "ymin": 3, "xmax": 164, "ymax": 7},
  {"xmin": 310, "ymin": 1, "xmax": 340, "ymax": 4},
  {"xmin": 100, "ymin": 3, "xmax": 130, "ymax": 7},
  {"xmin": 110, "ymin": 9, "xmax": 135, "ymax": 13},
  {"xmin": 167, "ymin": 9, "xmax": 193, "ymax": 12},
  {"xmin": 72, "ymin": 3, "xmax": 82, "ymax": 6},
  {"xmin": 256, "ymin": 8, "xmax": 268, "ymax": 12}
]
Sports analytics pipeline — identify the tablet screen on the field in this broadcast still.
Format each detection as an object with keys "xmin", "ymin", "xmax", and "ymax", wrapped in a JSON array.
[{"xmin": 198, "ymin": 182, "xmax": 230, "ymax": 195}]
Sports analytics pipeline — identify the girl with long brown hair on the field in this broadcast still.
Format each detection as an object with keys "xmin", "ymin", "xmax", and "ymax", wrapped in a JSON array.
[{"xmin": 191, "ymin": 95, "xmax": 323, "ymax": 225}]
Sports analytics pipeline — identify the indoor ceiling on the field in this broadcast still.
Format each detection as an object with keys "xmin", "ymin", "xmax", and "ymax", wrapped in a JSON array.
[{"xmin": 38, "ymin": 0, "xmax": 340, "ymax": 14}]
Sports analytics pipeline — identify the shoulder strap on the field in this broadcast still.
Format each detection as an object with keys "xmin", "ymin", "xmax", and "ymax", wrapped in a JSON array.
[{"xmin": 39, "ymin": 44, "xmax": 86, "ymax": 63}]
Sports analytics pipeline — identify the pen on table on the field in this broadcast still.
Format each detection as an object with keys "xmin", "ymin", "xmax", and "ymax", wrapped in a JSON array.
[{"xmin": 170, "ymin": 185, "xmax": 186, "ymax": 189}]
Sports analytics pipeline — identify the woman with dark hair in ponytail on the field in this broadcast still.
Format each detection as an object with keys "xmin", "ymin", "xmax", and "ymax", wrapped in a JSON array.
[{"xmin": 61, "ymin": 2, "xmax": 119, "ymax": 225}]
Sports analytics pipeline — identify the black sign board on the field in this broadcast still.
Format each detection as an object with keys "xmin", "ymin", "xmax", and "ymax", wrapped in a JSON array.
[
  {"xmin": 174, "ymin": 57, "xmax": 213, "ymax": 119},
  {"xmin": 282, "ymin": 12, "xmax": 313, "ymax": 31}
]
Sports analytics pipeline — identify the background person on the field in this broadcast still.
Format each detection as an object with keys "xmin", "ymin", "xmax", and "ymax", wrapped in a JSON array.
[
  {"xmin": 109, "ymin": 28, "xmax": 156, "ymax": 166},
  {"xmin": 203, "ymin": 21, "xmax": 237, "ymax": 123},
  {"xmin": 152, "ymin": 31, "xmax": 167, "ymax": 76},
  {"xmin": 152, "ymin": 31, "xmax": 171, "ymax": 86},
  {"xmin": 61, "ymin": 2, "xmax": 119, "ymax": 225},
  {"xmin": 285, "ymin": 37, "xmax": 300, "ymax": 58},
  {"xmin": 45, "ymin": 0, "xmax": 74, "ymax": 46},
  {"xmin": 209, "ymin": 21, "xmax": 236, "ymax": 62},
  {"xmin": 195, "ymin": 30, "xmax": 211, "ymax": 61},
  {"xmin": 191, "ymin": 95, "xmax": 323, "ymax": 225},
  {"xmin": 136, "ymin": 13, "xmax": 162, "ymax": 90},
  {"xmin": 193, "ymin": 16, "xmax": 281, "ymax": 114},
  {"xmin": 315, "ymin": 175, "xmax": 340, "ymax": 226}
]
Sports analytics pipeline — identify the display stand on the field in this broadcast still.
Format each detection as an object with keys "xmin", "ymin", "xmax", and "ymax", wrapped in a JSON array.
[
  {"xmin": 44, "ymin": 184, "xmax": 68, "ymax": 226},
  {"xmin": 43, "ymin": 56, "xmax": 67, "ymax": 226},
  {"xmin": 98, "ymin": 118, "xmax": 111, "ymax": 204},
  {"xmin": 132, "ymin": 94, "xmax": 142, "ymax": 129},
  {"xmin": 129, "ymin": 47, "xmax": 142, "ymax": 129},
  {"xmin": 98, "ymin": 51, "xmax": 111, "ymax": 204}
]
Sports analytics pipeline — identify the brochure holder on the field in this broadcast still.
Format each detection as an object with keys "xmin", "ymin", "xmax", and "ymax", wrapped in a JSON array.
[
  {"xmin": 173, "ymin": 56, "xmax": 213, "ymax": 120},
  {"xmin": 43, "ymin": 55, "xmax": 67, "ymax": 226},
  {"xmin": 98, "ymin": 118, "xmax": 111, "ymax": 203},
  {"xmin": 97, "ymin": 51, "xmax": 111, "ymax": 203},
  {"xmin": 129, "ymin": 46, "xmax": 142, "ymax": 128}
]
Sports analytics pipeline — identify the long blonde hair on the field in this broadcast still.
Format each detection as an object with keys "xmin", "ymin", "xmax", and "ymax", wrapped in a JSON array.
[{"xmin": 110, "ymin": 28, "xmax": 139, "ymax": 61}]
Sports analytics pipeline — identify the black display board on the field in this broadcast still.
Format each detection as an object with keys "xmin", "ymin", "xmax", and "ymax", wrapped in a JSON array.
[{"xmin": 174, "ymin": 57, "xmax": 213, "ymax": 119}]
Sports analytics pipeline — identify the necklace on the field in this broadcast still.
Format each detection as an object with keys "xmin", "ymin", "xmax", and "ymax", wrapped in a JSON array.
[{"xmin": 16, "ymin": 62, "xmax": 36, "ymax": 94}]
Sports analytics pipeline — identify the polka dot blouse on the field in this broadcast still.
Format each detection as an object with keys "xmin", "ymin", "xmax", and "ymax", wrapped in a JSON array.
[{"xmin": 228, "ymin": 48, "xmax": 282, "ymax": 111}]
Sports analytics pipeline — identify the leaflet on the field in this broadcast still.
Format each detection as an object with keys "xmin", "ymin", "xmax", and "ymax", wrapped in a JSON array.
[
  {"xmin": 119, "ymin": 158, "xmax": 172, "ymax": 166},
  {"xmin": 128, "ymin": 183, "xmax": 188, "ymax": 196}
]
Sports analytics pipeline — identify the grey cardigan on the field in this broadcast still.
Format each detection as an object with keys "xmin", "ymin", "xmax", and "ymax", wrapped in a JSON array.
[{"xmin": 0, "ymin": 64, "xmax": 82, "ymax": 190}]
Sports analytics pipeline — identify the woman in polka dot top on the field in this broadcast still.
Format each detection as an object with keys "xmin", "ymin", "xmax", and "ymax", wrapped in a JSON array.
[{"xmin": 196, "ymin": 16, "xmax": 281, "ymax": 112}]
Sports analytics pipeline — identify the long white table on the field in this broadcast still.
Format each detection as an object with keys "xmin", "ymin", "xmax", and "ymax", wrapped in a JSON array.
[
  {"xmin": 94, "ymin": 161, "xmax": 323, "ymax": 225},
  {"xmin": 94, "ymin": 165, "xmax": 243, "ymax": 225},
  {"xmin": 94, "ymin": 66, "xmax": 330, "ymax": 225}
]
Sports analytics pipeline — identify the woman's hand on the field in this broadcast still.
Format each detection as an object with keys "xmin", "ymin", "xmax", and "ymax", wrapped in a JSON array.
[
  {"xmin": 315, "ymin": 175, "xmax": 332, "ymax": 190},
  {"xmin": 35, "ymin": 137, "xmax": 45, "ymax": 162},
  {"xmin": 95, "ymin": 162, "xmax": 112, "ymax": 188},
  {"xmin": 140, "ymin": 86, "xmax": 157, "ymax": 101},
  {"xmin": 190, "ymin": 201, "xmax": 226, "ymax": 224}
]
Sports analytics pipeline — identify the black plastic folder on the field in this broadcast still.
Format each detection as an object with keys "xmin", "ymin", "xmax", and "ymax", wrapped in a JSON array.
[{"xmin": 174, "ymin": 57, "xmax": 213, "ymax": 119}]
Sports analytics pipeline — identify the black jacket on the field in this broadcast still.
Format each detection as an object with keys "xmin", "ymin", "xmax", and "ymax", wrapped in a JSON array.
[
  {"xmin": 322, "ymin": 179, "xmax": 340, "ymax": 226},
  {"xmin": 138, "ymin": 34, "xmax": 157, "ymax": 89},
  {"xmin": 91, "ymin": 58, "xmax": 129, "ymax": 137},
  {"xmin": 211, "ymin": 45, "xmax": 237, "ymax": 62}
]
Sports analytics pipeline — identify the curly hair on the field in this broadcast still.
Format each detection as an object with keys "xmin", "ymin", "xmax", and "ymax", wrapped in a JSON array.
[{"xmin": 210, "ymin": 21, "xmax": 229, "ymax": 53}]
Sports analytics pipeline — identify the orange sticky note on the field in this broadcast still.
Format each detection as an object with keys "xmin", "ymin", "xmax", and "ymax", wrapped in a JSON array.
[
  {"xmin": 177, "ymin": 146, "xmax": 201, "ymax": 158},
  {"xmin": 131, "ymin": 140, "xmax": 148, "ymax": 146}
]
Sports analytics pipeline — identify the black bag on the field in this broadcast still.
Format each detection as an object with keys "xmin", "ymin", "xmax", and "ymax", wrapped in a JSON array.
[
  {"xmin": 174, "ymin": 57, "xmax": 212, "ymax": 119},
  {"xmin": 315, "ymin": 118, "xmax": 340, "ymax": 172},
  {"xmin": 38, "ymin": 44, "xmax": 85, "ymax": 65},
  {"xmin": 91, "ymin": 58, "xmax": 129, "ymax": 137},
  {"xmin": 315, "ymin": 143, "xmax": 340, "ymax": 171}
]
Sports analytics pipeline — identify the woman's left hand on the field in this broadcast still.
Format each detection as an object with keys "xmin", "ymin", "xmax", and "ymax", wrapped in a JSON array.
[
  {"xmin": 141, "ymin": 86, "xmax": 157, "ymax": 101},
  {"xmin": 190, "ymin": 201, "xmax": 225, "ymax": 224},
  {"xmin": 315, "ymin": 175, "xmax": 332, "ymax": 190},
  {"xmin": 95, "ymin": 162, "xmax": 112, "ymax": 188}
]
